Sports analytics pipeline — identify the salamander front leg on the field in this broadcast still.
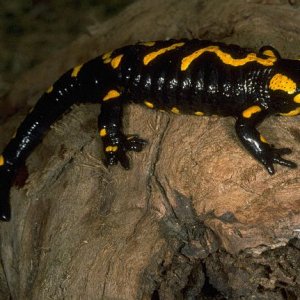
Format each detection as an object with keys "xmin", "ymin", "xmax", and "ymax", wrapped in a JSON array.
[
  {"xmin": 98, "ymin": 99, "xmax": 147, "ymax": 169},
  {"xmin": 235, "ymin": 106, "xmax": 297, "ymax": 174}
]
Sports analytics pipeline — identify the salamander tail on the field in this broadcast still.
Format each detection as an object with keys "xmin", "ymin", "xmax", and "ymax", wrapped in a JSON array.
[{"xmin": 0, "ymin": 167, "xmax": 12, "ymax": 221}]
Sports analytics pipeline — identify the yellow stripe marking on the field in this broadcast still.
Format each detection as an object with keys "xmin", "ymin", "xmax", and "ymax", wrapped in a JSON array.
[
  {"xmin": 99, "ymin": 129, "xmax": 107, "ymax": 137},
  {"xmin": 171, "ymin": 107, "xmax": 180, "ymax": 114},
  {"xmin": 111, "ymin": 54, "xmax": 123, "ymax": 69},
  {"xmin": 293, "ymin": 94, "xmax": 300, "ymax": 103},
  {"xmin": 0, "ymin": 155, "xmax": 4, "ymax": 166},
  {"xmin": 260, "ymin": 135, "xmax": 268, "ymax": 143},
  {"xmin": 103, "ymin": 90, "xmax": 121, "ymax": 101},
  {"xmin": 140, "ymin": 41, "xmax": 156, "ymax": 47},
  {"xmin": 143, "ymin": 42, "xmax": 185, "ymax": 66},
  {"xmin": 262, "ymin": 49, "xmax": 277, "ymax": 58},
  {"xmin": 194, "ymin": 111, "xmax": 204, "ymax": 116},
  {"xmin": 242, "ymin": 105, "xmax": 262, "ymax": 118},
  {"xmin": 144, "ymin": 101, "xmax": 154, "ymax": 108},
  {"xmin": 71, "ymin": 64, "xmax": 83, "ymax": 77},
  {"xmin": 269, "ymin": 73, "xmax": 296, "ymax": 94},
  {"xmin": 181, "ymin": 46, "xmax": 276, "ymax": 71},
  {"xmin": 105, "ymin": 146, "xmax": 118, "ymax": 152},
  {"xmin": 280, "ymin": 107, "xmax": 300, "ymax": 116},
  {"xmin": 46, "ymin": 86, "xmax": 53, "ymax": 93}
]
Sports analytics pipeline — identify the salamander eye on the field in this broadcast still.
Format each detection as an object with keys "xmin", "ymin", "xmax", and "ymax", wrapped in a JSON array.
[{"xmin": 259, "ymin": 45, "xmax": 281, "ymax": 59}]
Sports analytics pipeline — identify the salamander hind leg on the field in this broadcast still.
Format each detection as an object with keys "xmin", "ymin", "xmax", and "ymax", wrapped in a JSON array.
[
  {"xmin": 98, "ymin": 93, "xmax": 147, "ymax": 169},
  {"xmin": 235, "ymin": 105, "xmax": 297, "ymax": 174}
]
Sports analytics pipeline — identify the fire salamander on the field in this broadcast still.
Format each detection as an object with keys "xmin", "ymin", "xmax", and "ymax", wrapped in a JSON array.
[{"xmin": 1, "ymin": 39, "xmax": 300, "ymax": 221}]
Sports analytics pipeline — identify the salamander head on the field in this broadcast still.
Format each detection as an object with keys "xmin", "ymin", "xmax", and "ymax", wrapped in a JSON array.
[{"xmin": 268, "ymin": 59, "xmax": 300, "ymax": 116}]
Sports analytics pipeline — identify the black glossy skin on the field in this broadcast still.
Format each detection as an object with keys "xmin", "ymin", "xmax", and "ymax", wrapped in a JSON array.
[{"xmin": 1, "ymin": 39, "xmax": 300, "ymax": 221}]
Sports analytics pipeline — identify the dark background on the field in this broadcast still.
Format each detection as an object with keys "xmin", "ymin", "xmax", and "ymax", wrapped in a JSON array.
[{"xmin": 0, "ymin": 0, "xmax": 135, "ymax": 97}]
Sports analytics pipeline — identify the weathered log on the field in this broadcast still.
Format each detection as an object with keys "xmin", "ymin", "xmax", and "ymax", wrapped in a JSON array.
[{"xmin": 0, "ymin": 0, "xmax": 299, "ymax": 299}]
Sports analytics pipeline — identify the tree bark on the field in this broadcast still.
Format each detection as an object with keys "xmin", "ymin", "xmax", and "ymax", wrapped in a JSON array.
[{"xmin": 0, "ymin": 0, "xmax": 299, "ymax": 299}]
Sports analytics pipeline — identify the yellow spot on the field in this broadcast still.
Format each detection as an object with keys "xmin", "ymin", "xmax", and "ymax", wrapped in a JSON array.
[
  {"xmin": 269, "ymin": 73, "xmax": 297, "ymax": 94},
  {"xmin": 144, "ymin": 101, "xmax": 154, "ymax": 108},
  {"xmin": 102, "ymin": 52, "xmax": 112, "ymax": 60},
  {"xmin": 46, "ymin": 86, "xmax": 53, "ymax": 93},
  {"xmin": 105, "ymin": 146, "xmax": 118, "ymax": 152},
  {"xmin": 262, "ymin": 49, "xmax": 277, "ymax": 58},
  {"xmin": 242, "ymin": 105, "xmax": 262, "ymax": 118},
  {"xmin": 102, "ymin": 51, "xmax": 112, "ymax": 64},
  {"xmin": 71, "ymin": 64, "xmax": 83, "ymax": 77},
  {"xmin": 293, "ymin": 94, "xmax": 300, "ymax": 103},
  {"xmin": 143, "ymin": 42, "xmax": 185, "ymax": 65},
  {"xmin": 99, "ymin": 128, "xmax": 107, "ymax": 137},
  {"xmin": 0, "ymin": 155, "xmax": 4, "ymax": 166},
  {"xmin": 181, "ymin": 46, "xmax": 276, "ymax": 71},
  {"xmin": 111, "ymin": 54, "xmax": 123, "ymax": 69},
  {"xmin": 171, "ymin": 107, "xmax": 180, "ymax": 114},
  {"xmin": 194, "ymin": 111, "xmax": 204, "ymax": 116},
  {"xmin": 140, "ymin": 41, "xmax": 156, "ymax": 47},
  {"xmin": 104, "ymin": 58, "xmax": 111, "ymax": 64},
  {"xmin": 103, "ymin": 90, "xmax": 121, "ymax": 101},
  {"xmin": 280, "ymin": 107, "xmax": 300, "ymax": 116},
  {"xmin": 260, "ymin": 135, "xmax": 268, "ymax": 143}
]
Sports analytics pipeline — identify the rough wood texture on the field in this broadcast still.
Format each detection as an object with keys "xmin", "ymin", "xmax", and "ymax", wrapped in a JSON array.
[{"xmin": 0, "ymin": 0, "xmax": 300, "ymax": 299}]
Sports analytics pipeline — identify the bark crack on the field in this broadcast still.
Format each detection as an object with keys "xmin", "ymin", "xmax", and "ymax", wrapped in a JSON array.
[
  {"xmin": 127, "ymin": 113, "xmax": 171, "ymax": 240},
  {"xmin": 101, "ymin": 258, "xmax": 112, "ymax": 299},
  {"xmin": 146, "ymin": 114, "xmax": 173, "ymax": 213}
]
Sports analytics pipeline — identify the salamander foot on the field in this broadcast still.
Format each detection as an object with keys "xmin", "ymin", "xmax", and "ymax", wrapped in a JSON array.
[
  {"xmin": 103, "ymin": 135, "xmax": 147, "ymax": 170},
  {"xmin": 261, "ymin": 147, "xmax": 297, "ymax": 175}
]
